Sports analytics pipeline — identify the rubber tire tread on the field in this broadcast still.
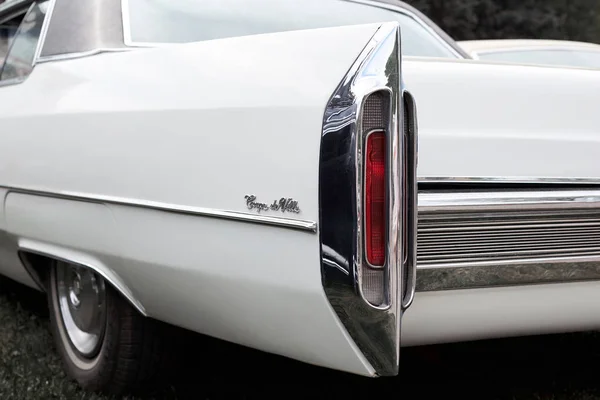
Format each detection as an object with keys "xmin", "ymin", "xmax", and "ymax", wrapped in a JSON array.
[{"xmin": 48, "ymin": 264, "xmax": 172, "ymax": 396}]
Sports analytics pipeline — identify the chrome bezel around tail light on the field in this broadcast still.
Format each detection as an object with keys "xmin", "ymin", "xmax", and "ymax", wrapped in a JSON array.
[{"xmin": 318, "ymin": 22, "xmax": 418, "ymax": 376}]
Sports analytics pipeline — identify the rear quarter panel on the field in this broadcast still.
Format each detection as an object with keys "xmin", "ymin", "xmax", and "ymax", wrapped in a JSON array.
[
  {"xmin": 0, "ymin": 24, "xmax": 387, "ymax": 375},
  {"xmin": 404, "ymin": 58, "xmax": 600, "ymax": 180}
]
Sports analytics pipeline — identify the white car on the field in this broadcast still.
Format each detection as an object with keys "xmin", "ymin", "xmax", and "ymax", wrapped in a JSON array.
[
  {"xmin": 2, "ymin": 0, "xmax": 600, "ymax": 396},
  {"xmin": 459, "ymin": 39, "xmax": 600, "ymax": 69}
]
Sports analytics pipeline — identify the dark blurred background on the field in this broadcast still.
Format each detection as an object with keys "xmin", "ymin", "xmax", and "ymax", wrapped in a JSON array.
[{"xmin": 405, "ymin": 0, "xmax": 600, "ymax": 44}]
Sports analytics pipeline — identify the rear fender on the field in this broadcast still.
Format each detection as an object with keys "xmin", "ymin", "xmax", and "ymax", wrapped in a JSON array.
[{"xmin": 0, "ymin": 23, "xmax": 418, "ymax": 376}]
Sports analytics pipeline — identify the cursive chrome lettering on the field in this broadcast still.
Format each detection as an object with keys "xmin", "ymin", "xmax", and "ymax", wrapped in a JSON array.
[
  {"xmin": 270, "ymin": 198, "xmax": 301, "ymax": 213},
  {"xmin": 244, "ymin": 195, "xmax": 270, "ymax": 212},
  {"xmin": 245, "ymin": 195, "xmax": 301, "ymax": 214}
]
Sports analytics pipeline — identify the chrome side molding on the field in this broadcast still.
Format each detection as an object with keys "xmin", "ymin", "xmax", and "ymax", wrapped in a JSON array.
[{"xmin": 0, "ymin": 185, "xmax": 317, "ymax": 232}]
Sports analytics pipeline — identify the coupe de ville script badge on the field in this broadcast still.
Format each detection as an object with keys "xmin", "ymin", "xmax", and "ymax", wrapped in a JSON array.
[{"xmin": 244, "ymin": 195, "xmax": 301, "ymax": 214}]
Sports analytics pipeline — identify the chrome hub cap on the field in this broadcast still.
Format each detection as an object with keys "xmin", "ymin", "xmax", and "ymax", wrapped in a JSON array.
[{"xmin": 56, "ymin": 261, "xmax": 107, "ymax": 358}]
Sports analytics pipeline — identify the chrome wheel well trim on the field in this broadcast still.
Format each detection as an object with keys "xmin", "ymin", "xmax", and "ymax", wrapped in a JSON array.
[{"xmin": 17, "ymin": 240, "xmax": 146, "ymax": 316}]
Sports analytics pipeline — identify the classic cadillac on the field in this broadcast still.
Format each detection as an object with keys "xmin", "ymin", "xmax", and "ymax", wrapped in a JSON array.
[{"xmin": 2, "ymin": 0, "xmax": 600, "ymax": 395}]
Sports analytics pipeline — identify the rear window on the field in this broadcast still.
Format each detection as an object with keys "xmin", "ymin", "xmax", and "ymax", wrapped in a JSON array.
[
  {"xmin": 0, "ymin": 18, "xmax": 21, "ymax": 66},
  {"xmin": 123, "ymin": 0, "xmax": 458, "ymax": 59}
]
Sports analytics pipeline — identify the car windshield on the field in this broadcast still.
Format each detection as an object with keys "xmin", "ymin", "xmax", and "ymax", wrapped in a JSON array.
[
  {"xmin": 477, "ymin": 49, "xmax": 600, "ymax": 69},
  {"xmin": 123, "ymin": 0, "xmax": 458, "ymax": 58}
]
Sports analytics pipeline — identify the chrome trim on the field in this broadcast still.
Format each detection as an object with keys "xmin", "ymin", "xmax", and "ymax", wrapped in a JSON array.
[
  {"xmin": 401, "ymin": 90, "xmax": 418, "ymax": 309},
  {"xmin": 418, "ymin": 190, "xmax": 600, "ymax": 213},
  {"xmin": 120, "ymin": 0, "xmax": 170, "ymax": 48},
  {"xmin": 32, "ymin": 0, "xmax": 56, "ymax": 62},
  {"xmin": 416, "ymin": 189, "xmax": 600, "ymax": 291},
  {"xmin": 473, "ymin": 46, "xmax": 600, "ymax": 57},
  {"xmin": 36, "ymin": 48, "xmax": 133, "ymax": 63},
  {"xmin": 319, "ymin": 22, "xmax": 413, "ymax": 376},
  {"xmin": 419, "ymin": 176, "xmax": 600, "ymax": 185},
  {"xmin": 356, "ymin": 92, "xmax": 392, "ymax": 308},
  {"xmin": 120, "ymin": 0, "xmax": 132, "ymax": 46},
  {"xmin": 416, "ymin": 257, "xmax": 600, "ymax": 291},
  {"xmin": 17, "ymin": 245, "xmax": 146, "ymax": 315},
  {"xmin": 345, "ymin": 0, "xmax": 465, "ymax": 59},
  {"xmin": 0, "ymin": 185, "xmax": 317, "ymax": 232}
]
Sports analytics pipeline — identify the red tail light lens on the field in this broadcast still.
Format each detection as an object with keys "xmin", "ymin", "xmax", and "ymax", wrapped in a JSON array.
[{"xmin": 365, "ymin": 131, "xmax": 386, "ymax": 266}]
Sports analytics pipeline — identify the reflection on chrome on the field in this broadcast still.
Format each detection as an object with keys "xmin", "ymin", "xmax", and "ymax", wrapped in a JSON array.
[
  {"xmin": 319, "ymin": 22, "xmax": 417, "ymax": 376},
  {"xmin": 417, "ymin": 189, "xmax": 600, "ymax": 291}
]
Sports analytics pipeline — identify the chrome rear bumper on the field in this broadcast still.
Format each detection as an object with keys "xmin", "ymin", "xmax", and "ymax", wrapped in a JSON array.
[{"xmin": 416, "ymin": 189, "xmax": 600, "ymax": 291}]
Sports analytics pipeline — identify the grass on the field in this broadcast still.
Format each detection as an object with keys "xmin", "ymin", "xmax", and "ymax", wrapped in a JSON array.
[{"xmin": 1, "ymin": 275, "xmax": 600, "ymax": 399}]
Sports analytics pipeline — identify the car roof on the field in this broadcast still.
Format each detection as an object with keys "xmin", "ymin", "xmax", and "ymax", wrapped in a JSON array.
[{"xmin": 458, "ymin": 39, "xmax": 600, "ymax": 54}]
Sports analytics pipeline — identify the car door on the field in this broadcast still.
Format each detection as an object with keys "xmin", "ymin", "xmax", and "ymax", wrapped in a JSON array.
[{"xmin": 0, "ymin": 0, "xmax": 49, "ymax": 288}]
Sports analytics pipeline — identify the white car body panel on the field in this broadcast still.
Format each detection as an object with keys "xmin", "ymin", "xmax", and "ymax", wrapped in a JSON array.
[
  {"xmin": 459, "ymin": 39, "xmax": 600, "ymax": 56},
  {"xmin": 0, "ymin": 24, "xmax": 389, "ymax": 376},
  {"xmin": 0, "ymin": 188, "xmax": 35, "ymax": 288},
  {"xmin": 403, "ymin": 281, "xmax": 600, "ymax": 346},
  {"xmin": 404, "ymin": 57, "xmax": 600, "ymax": 180}
]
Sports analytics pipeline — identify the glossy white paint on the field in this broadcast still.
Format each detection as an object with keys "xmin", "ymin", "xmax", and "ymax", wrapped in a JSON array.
[
  {"xmin": 0, "ymin": 24, "xmax": 386, "ymax": 376},
  {"xmin": 0, "ymin": 189, "xmax": 37, "ymax": 288},
  {"xmin": 458, "ymin": 39, "xmax": 600, "ymax": 56},
  {"xmin": 404, "ymin": 57, "xmax": 600, "ymax": 180},
  {"xmin": 5, "ymin": 193, "xmax": 374, "ymax": 374},
  {"xmin": 403, "ymin": 281, "xmax": 600, "ymax": 346},
  {"xmin": 0, "ymin": 23, "xmax": 374, "ymax": 217}
]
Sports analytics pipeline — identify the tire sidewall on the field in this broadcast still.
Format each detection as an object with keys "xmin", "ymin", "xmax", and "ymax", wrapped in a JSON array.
[{"xmin": 48, "ymin": 262, "xmax": 118, "ymax": 390}]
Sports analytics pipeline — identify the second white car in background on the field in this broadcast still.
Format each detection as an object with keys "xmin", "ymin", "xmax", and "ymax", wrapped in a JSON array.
[{"xmin": 459, "ymin": 39, "xmax": 600, "ymax": 69}]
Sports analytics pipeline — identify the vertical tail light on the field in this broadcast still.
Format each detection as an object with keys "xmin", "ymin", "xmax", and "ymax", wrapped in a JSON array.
[
  {"xmin": 359, "ymin": 91, "xmax": 389, "ymax": 307},
  {"xmin": 365, "ymin": 131, "xmax": 386, "ymax": 266},
  {"xmin": 320, "ymin": 22, "xmax": 413, "ymax": 376}
]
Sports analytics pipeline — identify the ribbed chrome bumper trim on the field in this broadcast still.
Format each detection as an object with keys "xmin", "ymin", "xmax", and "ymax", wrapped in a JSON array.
[{"xmin": 416, "ymin": 189, "xmax": 600, "ymax": 291}]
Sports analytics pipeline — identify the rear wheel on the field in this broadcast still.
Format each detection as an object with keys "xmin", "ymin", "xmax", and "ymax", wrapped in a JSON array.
[{"xmin": 48, "ymin": 260, "xmax": 167, "ymax": 395}]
